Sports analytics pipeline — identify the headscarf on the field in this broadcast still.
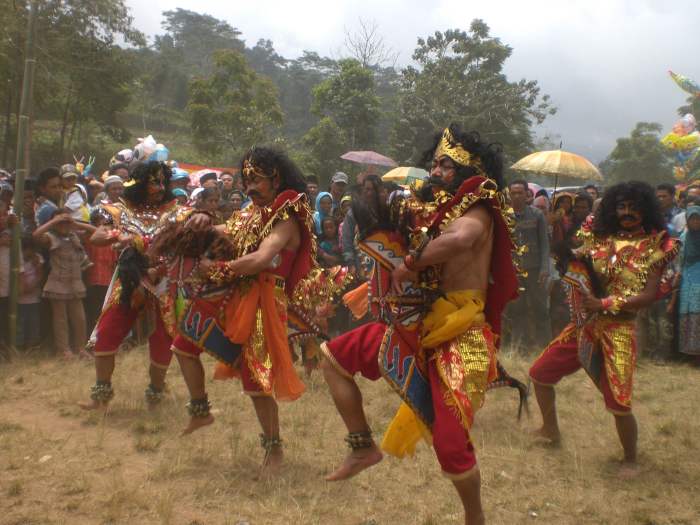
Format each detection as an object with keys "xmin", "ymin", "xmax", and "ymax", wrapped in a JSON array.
[
  {"xmin": 682, "ymin": 205, "xmax": 700, "ymax": 266},
  {"xmin": 313, "ymin": 192, "xmax": 333, "ymax": 235}
]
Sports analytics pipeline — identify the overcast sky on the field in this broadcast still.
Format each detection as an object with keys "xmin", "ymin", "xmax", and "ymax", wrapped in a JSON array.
[{"xmin": 126, "ymin": 0, "xmax": 700, "ymax": 163}]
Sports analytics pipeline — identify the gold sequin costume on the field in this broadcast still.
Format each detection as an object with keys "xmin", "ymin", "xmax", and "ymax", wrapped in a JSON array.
[{"xmin": 575, "ymin": 227, "xmax": 679, "ymax": 410}]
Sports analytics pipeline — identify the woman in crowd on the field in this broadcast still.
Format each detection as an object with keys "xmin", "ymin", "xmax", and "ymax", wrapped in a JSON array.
[
  {"xmin": 672, "ymin": 203, "xmax": 700, "ymax": 362},
  {"xmin": 313, "ymin": 191, "xmax": 333, "ymax": 236}
]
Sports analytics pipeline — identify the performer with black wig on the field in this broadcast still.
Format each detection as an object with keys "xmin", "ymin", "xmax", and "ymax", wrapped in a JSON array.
[
  {"xmin": 172, "ymin": 146, "xmax": 324, "ymax": 471},
  {"xmin": 529, "ymin": 181, "xmax": 678, "ymax": 475},
  {"xmin": 320, "ymin": 125, "xmax": 519, "ymax": 525},
  {"xmin": 80, "ymin": 161, "xmax": 188, "ymax": 410}
]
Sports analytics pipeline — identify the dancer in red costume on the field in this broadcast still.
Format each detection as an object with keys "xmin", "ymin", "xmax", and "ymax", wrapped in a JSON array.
[
  {"xmin": 530, "ymin": 181, "xmax": 679, "ymax": 476},
  {"xmin": 320, "ymin": 125, "xmax": 519, "ymax": 525},
  {"xmin": 80, "ymin": 161, "xmax": 189, "ymax": 410},
  {"xmin": 172, "ymin": 147, "xmax": 319, "ymax": 471}
]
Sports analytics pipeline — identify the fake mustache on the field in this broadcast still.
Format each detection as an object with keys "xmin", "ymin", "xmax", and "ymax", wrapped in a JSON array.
[{"xmin": 427, "ymin": 175, "xmax": 445, "ymax": 187}]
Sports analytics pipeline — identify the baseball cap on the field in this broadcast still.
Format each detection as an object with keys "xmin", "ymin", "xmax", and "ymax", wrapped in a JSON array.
[
  {"xmin": 171, "ymin": 168, "xmax": 190, "ymax": 181},
  {"xmin": 60, "ymin": 164, "xmax": 79, "ymax": 179},
  {"xmin": 331, "ymin": 172, "xmax": 349, "ymax": 185},
  {"xmin": 172, "ymin": 188, "xmax": 188, "ymax": 198}
]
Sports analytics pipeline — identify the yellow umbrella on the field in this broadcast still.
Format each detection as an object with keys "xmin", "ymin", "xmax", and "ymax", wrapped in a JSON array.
[
  {"xmin": 382, "ymin": 166, "xmax": 429, "ymax": 184},
  {"xmin": 511, "ymin": 150, "xmax": 602, "ymax": 181}
]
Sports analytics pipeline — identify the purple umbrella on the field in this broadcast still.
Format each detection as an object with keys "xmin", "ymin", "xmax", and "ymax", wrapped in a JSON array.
[{"xmin": 340, "ymin": 150, "xmax": 398, "ymax": 167}]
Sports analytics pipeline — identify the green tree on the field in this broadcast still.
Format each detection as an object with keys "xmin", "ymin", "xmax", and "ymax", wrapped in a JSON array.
[
  {"xmin": 294, "ymin": 117, "xmax": 348, "ymax": 184},
  {"xmin": 311, "ymin": 58, "xmax": 381, "ymax": 149},
  {"xmin": 0, "ymin": 0, "xmax": 145, "ymax": 165},
  {"xmin": 389, "ymin": 20, "xmax": 555, "ymax": 165},
  {"xmin": 187, "ymin": 49, "xmax": 283, "ymax": 163},
  {"xmin": 600, "ymin": 122, "xmax": 674, "ymax": 184}
]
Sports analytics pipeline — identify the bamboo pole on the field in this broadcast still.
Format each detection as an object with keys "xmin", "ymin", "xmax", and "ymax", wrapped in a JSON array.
[{"xmin": 8, "ymin": 0, "xmax": 38, "ymax": 352}]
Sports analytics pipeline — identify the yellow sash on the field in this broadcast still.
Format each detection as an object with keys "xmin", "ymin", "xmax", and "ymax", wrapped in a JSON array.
[{"xmin": 381, "ymin": 289, "xmax": 485, "ymax": 458}]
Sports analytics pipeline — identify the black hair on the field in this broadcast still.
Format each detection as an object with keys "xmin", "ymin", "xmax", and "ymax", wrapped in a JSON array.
[
  {"xmin": 37, "ymin": 166, "xmax": 60, "ymax": 189},
  {"xmin": 535, "ymin": 188, "xmax": 549, "ymax": 198},
  {"xmin": 593, "ymin": 181, "xmax": 665, "ymax": 236},
  {"xmin": 23, "ymin": 179, "xmax": 36, "ymax": 192},
  {"xmin": 240, "ymin": 146, "xmax": 307, "ymax": 194},
  {"xmin": 306, "ymin": 175, "xmax": 320, "ymax": 185},
  {"xmin": 123, "ymin": 161, "xmax": 174, "ymax": 206},
  {"xmin": 583, "ymin": 183, "xmax": 598, "ymax": 191},
  {"xmin": 420, "ymin": 123, "xmax": 504, "ymax": 193},
  {"xmin": 686, "ymin": 196, "xmax": 700, "ymax": 207},
  {"xmin": 574, "ymin": 191, "xmax": 594, "ymax": 211},
  {"xmin": 656, "ymin": 183, "xmax": 676, "ymax": 196},
  {"xmin": 108, "ymin": 162, "xmax": 129, "ymax": 175},
  {"xmin": 198, "ymin": 187, "xmax": 220, "ymax": 201},
  {"xmin": 508, "ymin": 179, "xmax": 529, "ymax": 191},
  {"xmin": 351, "ymin": 175, "xmax": 391, "ymax": 239}
]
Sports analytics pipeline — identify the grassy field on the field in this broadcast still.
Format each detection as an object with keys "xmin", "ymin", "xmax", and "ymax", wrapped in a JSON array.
[{"xmin": 0, "ymin": 348, "xmax": 698, "ymax": 525}]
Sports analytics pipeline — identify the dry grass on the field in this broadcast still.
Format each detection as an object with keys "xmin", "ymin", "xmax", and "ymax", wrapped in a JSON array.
[{"xmin": 0, "ymin": 347, "xmax": 698, "ymax": 525}]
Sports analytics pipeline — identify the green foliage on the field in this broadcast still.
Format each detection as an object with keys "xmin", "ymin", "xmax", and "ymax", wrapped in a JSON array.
[
  {"xmin": 311, "ymin": 59, "xmax": 381, "ymax": 149},
  {"xmin": 389, "ymin": 20, "xmax": 556, "ymax": 165},
  {"xmin": 187, "ymin": 49, "xmax": 283, "ymax": 163},
  {"xmin": 599, "ymin": 122, "xmax": 674, "ymax": 185},
  {"xmin": 295, "ymin": 117, "xmax": 348, "ymax": 184}
]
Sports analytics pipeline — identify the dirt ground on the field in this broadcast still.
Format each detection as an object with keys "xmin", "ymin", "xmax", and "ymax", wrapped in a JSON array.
[{"xmin": 0, "ymin": 348, "xmax": 698, "ymax": 525}]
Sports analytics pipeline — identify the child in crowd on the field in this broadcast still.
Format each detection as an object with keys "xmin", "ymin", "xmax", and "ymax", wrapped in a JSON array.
[
  {"xmin": 17, "ymin": 235, "xmax": 44, "ymax": 351},
  {"xmin": 318, "ymin": 216, "xmax": 341, "ymax": 267},
  {"xmin": 196, "ymin": 187, "xmax": 222, "ymax": 223},
  {"xmin": 172, "ymin": 188, "xmax": 189, "ymax": 205},
  {"xmin": 32, "ymin": 209, "xmax": 95, "ymax": 358},
  {"xmin": 84, "ymin": 209, "xmax": 118, "ymax": 335}
]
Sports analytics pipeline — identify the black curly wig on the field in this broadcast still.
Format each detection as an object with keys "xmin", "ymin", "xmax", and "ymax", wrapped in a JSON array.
[
  {"xmin": 419, "ymin": 123, "xmax": 504, "ymax": 201},
  {"xmin": 593, "ymin": 181, "xmax": 666, "ymax": 236},
  {"xmin": 123, "ymin": 160, "xmax": 174, "ymax": 206},
  {"xmin": 240, "ymin": 146, "xmax": 307, "ymax": 195}
]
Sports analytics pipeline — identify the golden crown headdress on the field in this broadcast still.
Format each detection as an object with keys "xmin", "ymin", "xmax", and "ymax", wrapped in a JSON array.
[
  {"xmin": 434, "ymin": 127, "xmax": 475, "ymax": 168},
  {"xmin": 242, "ymin": 158, "xmax": 279, "ymax": 180}
]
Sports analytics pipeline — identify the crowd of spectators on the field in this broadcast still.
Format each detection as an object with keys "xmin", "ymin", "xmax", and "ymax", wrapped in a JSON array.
[{"xmin": 0, "ymin": 153, "xmax": 698, "ymax": 366}]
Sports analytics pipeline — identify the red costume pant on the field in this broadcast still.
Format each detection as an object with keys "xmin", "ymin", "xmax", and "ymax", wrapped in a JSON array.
[
  {"xmin": 528, "ymin": 323, "xmax": 630, "ymax": 414},
  {"xmin": 323, "ymin": 322, "xmax": 478, "ymax": 479},
  {"xmin": 93, "ymin": 303, "xmax": 173, "ymax": 369}
]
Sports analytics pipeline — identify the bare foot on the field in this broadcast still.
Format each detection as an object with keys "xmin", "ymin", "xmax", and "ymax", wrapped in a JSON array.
[
  {"xmin": 325, "ymin": 445, "xmax": 383, "ymax": 481},
  {"xmin": 78, "ymin": 399, "xmax": 109, "ymax": 411},
  {"xmin": 617, "ymin": 461, "xmax": 640, "ymax": 479},
  {"xmin": 261, "ymin": 447, "xmax": 284, "ymax": 475},
  {"xmin": 181, "ymin": 414, "xmax": 215, "ymax": 436},
  {"xmin": 531, "ymin": 426, "xmax": 561, "ymax": 445}
]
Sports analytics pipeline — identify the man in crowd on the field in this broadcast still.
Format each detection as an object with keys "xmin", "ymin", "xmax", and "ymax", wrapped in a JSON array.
[
  {"xmin": 220, "ymin": 171, "xmax": 236, "ymax": 201},
  {"xmin": 529, "ymin": 181, "xmax": 678, "ymax": 476},
  {"xmin": 305, "ymin": 175, "xmax": 319, "ymax": 210},
  {"xmin": 60, "ymin": 164, "xmax": 90, "ymax": 222},
  {"xmin": 329, "ymin": 172, "xmax": 348, "ymax": 209},
  {"xmin": 36, "ymin": 167, "xmax": 63, "ymax": 221},
  {"xmin": 656, "ymin": 183, "xmax": 681, "ymax": 236},
  {"xmin": 506, "ymin": 179, "xmax": 551, "ymax": 350},
  {"xmin": 584, "ymin": 183, "xmax": 600, "ymax": 201},
  {"xmin": 320, "ymin": 125, "xmax": 518, "ymax": 525},
  {"xmin": 672, "ymin": 184, "xmax": 700, "ymax": 234},
  {"xmin": 199, "ymin": 171, "xmax": 218, "ymax": 190}
]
